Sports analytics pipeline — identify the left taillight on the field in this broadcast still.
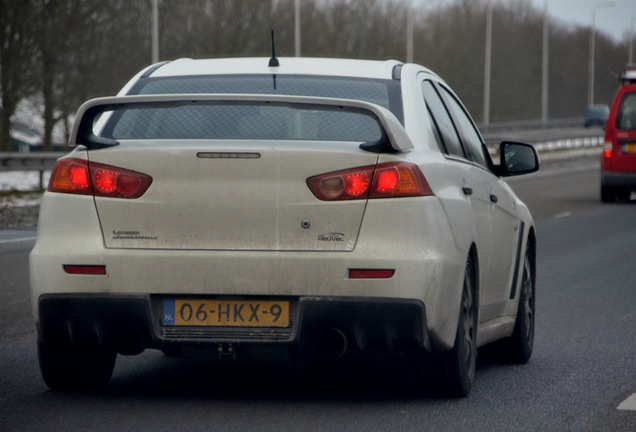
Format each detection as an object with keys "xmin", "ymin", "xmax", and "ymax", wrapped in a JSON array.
[
  {"xmin": 306, "ymin": 162, "xmax": 433, "ymax": 201},
  {"xmin": 48, "ymin": 158, "xmax": 152, "ymax": 199},
  {"xmin": 603, "ymin": 141, "xmax": 613, "ymax": 159}
]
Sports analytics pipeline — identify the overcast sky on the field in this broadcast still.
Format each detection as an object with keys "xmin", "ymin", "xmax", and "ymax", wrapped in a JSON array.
[{"xmin": 528, "ymin": 0, "xmax": 635, "ymax": 43}]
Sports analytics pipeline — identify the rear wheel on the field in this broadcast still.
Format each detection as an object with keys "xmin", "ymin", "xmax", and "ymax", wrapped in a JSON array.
[
  {"xmin": 411, "ymin": 255, "xmax": 477, "ymax": 397},
  {"xmin": 38, "ymin": 340, "xmax": 116, "ymax": 391},
  {"xmin": 438, "ymin": 255, "xmax": 478, "ymax": 397}
]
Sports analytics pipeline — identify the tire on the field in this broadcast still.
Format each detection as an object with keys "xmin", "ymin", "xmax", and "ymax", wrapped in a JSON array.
[
  {"xmin": 409, "ymin": 255, "xmax": 477, "ymax": 398},
  {"xmin": 438, "ymin": 255, "xmax": 478, "ymax": 397},
  {"xmin": 601, "ymin": 184, "xmax": 616, "ymax": 202},
  {"xmin": 38, "ymin": 340, "xmax": 117, "ymax": 391},
  {"xmin": 506, "ymin": 242, "xmax": 535, "ymax": 364}
]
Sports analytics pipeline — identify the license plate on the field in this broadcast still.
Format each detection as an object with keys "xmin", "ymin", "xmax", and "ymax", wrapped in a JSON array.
[
  {"xmin": 163, "ymin": 299, "xmax": 290, "ymax": 327},
  {"xmin": 623, "ymin": 143, "xmax": 636, "ymax": 153}
]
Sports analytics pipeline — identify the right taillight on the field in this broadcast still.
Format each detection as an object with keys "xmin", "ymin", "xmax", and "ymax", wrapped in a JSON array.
[
  {"xmin": 306, "ymin": 162, "xmax": 433, "ymax": 201},
  {"xmin": 48, "ymin": 158, "xmax": 152, "ymax": 199}
]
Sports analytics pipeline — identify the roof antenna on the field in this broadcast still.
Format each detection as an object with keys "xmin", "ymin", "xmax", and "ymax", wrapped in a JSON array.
[{"xmin": 268, "ymin": 30, "xmax": 279, "ymax": 67}]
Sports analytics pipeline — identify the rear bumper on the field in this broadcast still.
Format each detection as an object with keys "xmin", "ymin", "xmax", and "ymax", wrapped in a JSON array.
[
  {"xmin": 601, "ymin": 170, "xmax": 636, "ymax": 188},
  {"xmin": 30, "ymin": 192, "xmax": 468, "ymax": 351},
  {"xmin": 37, "ymin": 294, "xmax": 430, "ymax": 356}
]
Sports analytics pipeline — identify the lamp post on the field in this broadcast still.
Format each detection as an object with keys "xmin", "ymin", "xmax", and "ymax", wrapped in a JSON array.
[
  {"xmin": 152, "ymin": 0, "xmax": 159, "ymax": 63},
  {"xmin": 295, "ymin": 0, "xmax": 301, "ymax": 57},
  {"xmin": 407, "ymin": 9, "xmax": 414, "ymax": 63},
  {"xmin": 541, "ymin": 0, "xmax": 549, "ymax": 124},
  {"xmin": 629, "ymin": 17, "xmax": 636, "ymax": 64},
  {"xmin": 588, "ymin": 2, "xmax": 614, "ymax": 107},
  {"xmin": 483, "ymin": 0, "xmax": 493, "ymax": 126},
  {"xmin": 406, "ymin": 0, "xmax": 422, "ymax": 64}
]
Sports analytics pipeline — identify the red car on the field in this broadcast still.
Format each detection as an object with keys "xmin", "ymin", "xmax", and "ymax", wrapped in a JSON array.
[{"xmin": 601, "ymin": 66, "xmax": 636, "ymax": 202}]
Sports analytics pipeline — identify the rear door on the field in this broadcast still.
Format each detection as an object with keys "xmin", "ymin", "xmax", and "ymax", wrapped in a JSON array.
[
  {"xmin": 437, "ymin": 84, "xmax": 521, "ymax": 320},
  {"xmin": 422, "ymin": 79, "xmax": 520, "ymax": 321},
  {"xmin": 607, "ymin": 89, "xmax": 636, "ymax": 171}
]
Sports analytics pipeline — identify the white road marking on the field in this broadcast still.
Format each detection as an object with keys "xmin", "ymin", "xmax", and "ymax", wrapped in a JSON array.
[
  {"xmin": 554, "ymin": 211, "xmax": 572, "ymax": 219},
  {"xmin": 617, "ymin": 393, "xmax": 636, "ymax": 411}
]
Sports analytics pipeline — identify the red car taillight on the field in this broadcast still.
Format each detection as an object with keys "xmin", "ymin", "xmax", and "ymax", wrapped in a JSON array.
[
  {"xmin": 603, "ymin": 141, "xmax": 613, "ymax": 159},
  {"xmin": 306, "ymin": 162, "xmax": 433, "ymax": 201},
  {"xmin": 48, "ymin": 158, "xmax": 152, "ymax": 199}
]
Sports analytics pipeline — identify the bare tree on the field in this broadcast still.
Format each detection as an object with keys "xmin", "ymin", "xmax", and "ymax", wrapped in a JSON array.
[
  {"xmin": 0, "ymin": 0, "xmax": 39, "ymax": 151},
  {"xmin": 1, "ymin": 0, "xmax": 633, "ymax": 151},
  {"xmin": 32, "ymin": 0, "xmax": 148, "ymax": 150}
]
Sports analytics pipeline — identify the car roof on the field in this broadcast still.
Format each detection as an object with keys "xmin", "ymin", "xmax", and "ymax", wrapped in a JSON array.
[
  {"xmin": 620, "ymin": 65, "xmax": 636, "ymax": 85},
  {"xmin": 145, "ymin": 57, "xmax": 405, "ymax": 80}
]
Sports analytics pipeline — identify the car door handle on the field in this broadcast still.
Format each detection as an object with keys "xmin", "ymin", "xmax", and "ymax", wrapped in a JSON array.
[
  {"xmin": 462, "ymin": 187, "xmax": 473, "ymax": 196},
  {"xmin": 490, "ymin": 194, "xmax": 498, "ymax": 203}
]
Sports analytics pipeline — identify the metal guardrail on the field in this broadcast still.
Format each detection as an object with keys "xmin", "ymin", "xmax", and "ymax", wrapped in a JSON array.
[
  {"xmin": 0, "ymin": 124, "xmax": 604, "ymax": 191},
  {"xmin": 0, "ymin": 152, "xmax": 61, "ymax": 171},
  {"xmin": 478, "ymin": 118, "xmax": 582, "ymax": 133},
  {"xmin": 0, "ymin": 152, "xmax": 62, "ymax": 190}
]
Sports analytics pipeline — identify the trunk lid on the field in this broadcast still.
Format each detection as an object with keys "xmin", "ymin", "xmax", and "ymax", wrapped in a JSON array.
[
  {"xmin": 69, "ymin": 94, "xmax": 413, "ymax": 251},
  {"xmin": 89, "ymin": 141, "xmax": 377, "ymax": 251}
]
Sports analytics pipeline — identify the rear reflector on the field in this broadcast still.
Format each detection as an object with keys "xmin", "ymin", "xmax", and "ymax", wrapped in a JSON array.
[
  {"xmin": 348, "ymin": 269, "xmax": 395, "ymax": 279},
  {"xmin": 307, "ymin": 162, "xmax": 433, "ymax": 201},
  {"xmin": 63, "ymin": 265, "xmax": 107, "ymax": 275}
]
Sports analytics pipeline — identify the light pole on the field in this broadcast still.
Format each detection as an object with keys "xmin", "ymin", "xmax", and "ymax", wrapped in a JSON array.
[
  {"xmin": 152, "ymin": 0, "xmax": 159, "ymax": 63},
  {"xmin": 483, "ymin": 0, "xmax": 493, "ymax": 126},
  {"xmin": 407, "ymin": 9, "xmax": 414, "ymax": 63},
  {"xmin": 629, "ymin": 17, "xmax": 636, "ymax": 64},
  {"xmin": 294, "ymin": 0, "xmax": 301, "ymax": 57},
  {"xmin": 541, "ymin": 0, "xmax": 549, "ymax": 124},
  {"xmin": 588, "ymin": 2, "xmax": 614, "ymax": 107},
  {"xmin": 406, "ymin": 0, "xmax": 422, "ymax": 64}
]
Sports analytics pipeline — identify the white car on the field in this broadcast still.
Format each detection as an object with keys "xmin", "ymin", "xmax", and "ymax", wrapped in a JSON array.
[{"xmin": 30, "ymin": 57, "xmax": 538, "ymax": 397}]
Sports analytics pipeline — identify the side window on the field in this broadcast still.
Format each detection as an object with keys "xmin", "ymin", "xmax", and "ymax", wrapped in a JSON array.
[
  {"xmin": 422, "ymin": 80, "xmax": 465, "ymax": 158},
  {"xmin": 440, "ymin": 86, "xmax": 488, "ymax": 167},
  {"xmin": 617, "ymin": 92, "xmax": 636, "ymax": 130}
]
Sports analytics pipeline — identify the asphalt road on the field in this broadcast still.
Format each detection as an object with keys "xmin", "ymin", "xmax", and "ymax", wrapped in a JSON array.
[{"xmin": 1, "ymin": 156, "xmax": 635, "ymax": 431}]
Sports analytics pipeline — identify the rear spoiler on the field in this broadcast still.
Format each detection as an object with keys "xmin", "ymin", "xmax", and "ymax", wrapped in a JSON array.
[{"xmin": 69, "ymin": 94, "xmax": 414, "ymax": 152}]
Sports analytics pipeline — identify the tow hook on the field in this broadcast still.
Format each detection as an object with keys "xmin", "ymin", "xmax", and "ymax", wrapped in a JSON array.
[{"xmin": 218, "ymin": 343, "xmax": 236, "ymax": 360}]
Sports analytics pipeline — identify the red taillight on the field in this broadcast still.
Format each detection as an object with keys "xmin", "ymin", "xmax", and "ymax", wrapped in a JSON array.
[
  {"xmin": 375, "ymin": 167, "xmax": 399, "ymax": 192},
  {"xmin": 307, "ymin": 162, "xmax": 433, "ymax": 201},
  {"xmin": 68, "ymin": 163, "xmax": 90, "ymax": 189},
  {"xmin": 48, "ymin": 158, "xmax": 152, "ymax": 199},
  {"xmin": 345, "ymin": 172, "xmax": 370, "ymax": 196},
  {"xmin": 603, "ymin": 141, "xmax": 613, "ymax": 159}
]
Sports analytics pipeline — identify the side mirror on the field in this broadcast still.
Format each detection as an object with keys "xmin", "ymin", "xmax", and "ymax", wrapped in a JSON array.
[{"xmin": 498, "ymin": 141, "xmax": 540, "ymax": 177}]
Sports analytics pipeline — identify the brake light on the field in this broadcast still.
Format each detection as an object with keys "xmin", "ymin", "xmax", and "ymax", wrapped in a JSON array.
[
  {"xmin": 603, "ymin": 141, "xmax": 613, "ymax": 159},
  {"xmin": 306, "ymin": 162, "xmax": 433, "ymax": 201},
  {"xmin": 48, "ymin": 158, "xmax": 152, "ymax": 198}
]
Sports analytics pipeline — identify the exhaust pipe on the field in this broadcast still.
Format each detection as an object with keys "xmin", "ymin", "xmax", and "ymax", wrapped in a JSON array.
[
  {"xmin": 112, "ymin": 324, "xmax": 145, "ymax": 356},
  {"xmin": 315, "ymin": 327, "xmax": 349, "ymax": 360}
]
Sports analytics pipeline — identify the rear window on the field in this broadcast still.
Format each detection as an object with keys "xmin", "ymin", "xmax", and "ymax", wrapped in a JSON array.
[
  {"xmin": 617, "ymin": 92, "xmax": 636, "ymax": 130},
  {"xmin": 101, "ymin": 101, "xmax": 384, "ymax": 143},
  {"xmin": 128, "ymin": 75, "xmax": 403, "ymax": 122}
]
